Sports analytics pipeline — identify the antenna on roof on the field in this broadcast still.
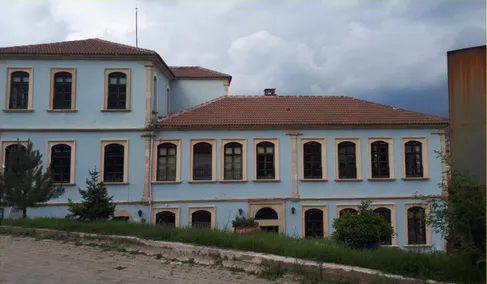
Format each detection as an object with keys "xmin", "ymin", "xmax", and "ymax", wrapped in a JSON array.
[{"xmin": 135, "ymin": 0, "xmax": 139, "ymax": 47}]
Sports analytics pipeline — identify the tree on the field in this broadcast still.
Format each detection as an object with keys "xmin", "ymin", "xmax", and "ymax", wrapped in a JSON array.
[
  {"xmin": 67, "ymin": 167, "xmax": 116, "ymax": 221},
  {"xmin": 0, "ymin": 140, "xmax": 64, "ymax": 218}
]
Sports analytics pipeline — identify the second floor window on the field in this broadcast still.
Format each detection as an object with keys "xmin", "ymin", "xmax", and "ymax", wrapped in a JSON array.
[
  {"xmin": 157, "ymin": 143, "xmax": 177, "ymax": 181},
  {"xmin": 53, "ymin": 72, "xmax": 73, "ymax": 109},
  {"xmin": 303, "ymin": 141, "xmax": 322, "ymax": 179},
  {"xmin": 371, "ymin": 141, "xmax": 390, "ymax": 178},
  {"xmin": 193, "ymin": 142, "xmax": 212, "ymax": 180},
  {"xmin": 50, "ymin": 144, "xmax": 72, "ymax": 183},
  {"xmin": 9, "ymin": 71, "xmax": 29, "ymax": 110},
  {"xmin": 256, "ymin": 142, "xmax": 275, "ymax": 179},
  {"xmin": 107, "ymin": 72, "xmax": 127, "ymax": 110},
  {"xmin": 405, "ymin": 141, "xmax": 423, "ymax": 177},
  {"xmin": 338, "ymin": 141, "xmax": 357, "ymax": 179},
  {"xmin": 103, "ymin": 143, "xmax": 125, "ymax": 182},
  {"xmin": 224, "ymin": 142, "xmax": 243, "ymax": 180}
]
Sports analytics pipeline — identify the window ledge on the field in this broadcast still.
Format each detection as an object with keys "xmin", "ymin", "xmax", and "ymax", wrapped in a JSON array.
[
  {"xmin": 252, "ymin": 179, "xmax": 280, "ymax": 182},
  {"xmin": 188, "ymin": 180, "xmax": 217, "ymax": 184},
  {"xmin": 334, "ymin": 178, "xmax": 363, "ymax": 182},
  {"xmin": 102, "ymin": 182, "xmax": 129, "ymax": 185},
  {"xmin": 3, "ymin": 109, "xmax": 34, "ymax": 113},
  {"xmin": 300, "ymin": 179, "xmax": 328, "ymax": 182},
  {"xmin": 100, "ymin": 109, "xmax": 131, "ymax": 112},
  {"xmin": 47, "ymin": 109, "xmax": 77, "ymax": 113},
  {"xmin": 402, "ymin": 177, "xmax": 430, "ymax": 181},
  {"xmin": 151, "ymin": 181, "xmax": 182, "ymax": 184},
  {"xmin": 404, "ymin": 244, "xmax": 432, "ymax": 248},
  {"xmin": 220, "ymin": 180, "xmax": 248, "ymax": 183},
  {"xmin": 54, "ymin": 183, "xmax": 76, "ymax": 187},
  {"xmin": 367, "ymin": 178, "xmax": 396, "ymax": 182}
]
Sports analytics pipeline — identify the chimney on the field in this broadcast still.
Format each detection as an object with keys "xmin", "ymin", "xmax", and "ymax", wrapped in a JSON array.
[{"xmin": 264, "ymin": 88, "xmax": 276, "ymax": 96}]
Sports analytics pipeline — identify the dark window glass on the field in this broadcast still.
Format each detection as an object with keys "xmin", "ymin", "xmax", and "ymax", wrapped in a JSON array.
[
  {"xmin": 303, "ymin": 141, "xmax": 322, "ymax": 179},
  {"xmin": 193, "ymin": 142, "xmax": 212, "ymax": 180},
  {"xmin": 9, "ymin": 71, "xmax": 29, "ymax": 109},
  {"xmin": 407, "ymin": 207, "xmax": 427, "ymax": 245},
  {"xmin": 157, "ymin": 143, "xmax": 177, "ymax": 181},
  {"xmin": 191, "ymin": 210, "xmax": 211, "ymax": 228},
  {"xmin": 107, "ymin": 72, "xmax": 127, "ymax": 109},
  {"xmin": 405, "ymin": 141, "xmax": 423, "ymax": 177},
  {"xmin": 304, "ymin": 209, "xmax": 324, "ymax": 238},
  {"xmin": 255, "ymin": 207, "xmax": 279, "ymax": 220},
  {"xmin": 50, "ymin": 144, "xmax": 72, "ymax": 183},
  {"xmin": 338, "ymin": 142, "xmax": 357, "ymax": 179},
  {"xmin": 4, "ymin": 144, "xmax": 27, "ymax": 173},
  {"xmin": 155, "ymin": 211, "xmax": 176, "ymax": 227},
  {"xmin": 256, "ymin": 142, "xmax": 275, "ymax": 179},
  {"xmin": 371, "ymin": 141, "xmax": 390, "ymax": 178},
  {"xmin": 53, "ymin": 72, "xmax": 73, "ymax": 109},
  {"xmin": 113, "ymin": 216, "xmax": 129, "ymax": 222},
  {"xmin": 339, "ymin": 208, "xmax": 357, "ymax": 217},
  {"xmin": 374, "ymin": 207, "xmax": 392, "ymax": 245},
  {"xmin": 224, "ymin": 142, "xmax": 243, "ymax": 180},
  {"xmin": 103, "ymin": 143, "xmax": 124, "ymax": 182}
]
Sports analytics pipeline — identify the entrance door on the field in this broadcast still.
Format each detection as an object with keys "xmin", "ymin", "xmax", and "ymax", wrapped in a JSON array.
[{"xmin": 304, "ymin": 209, "xmax": 324, "ymax": 238}]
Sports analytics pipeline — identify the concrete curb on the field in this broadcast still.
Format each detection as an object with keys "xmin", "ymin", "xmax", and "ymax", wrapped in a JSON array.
[{"xmin": 1, "ymin": 226, "xmax": 450, "ymax": 284}]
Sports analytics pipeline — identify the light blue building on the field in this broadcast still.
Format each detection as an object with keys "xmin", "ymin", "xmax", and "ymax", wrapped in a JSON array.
[{"xmin": 0, "ymin": 38, "xmax": 449, "ymax": 250}]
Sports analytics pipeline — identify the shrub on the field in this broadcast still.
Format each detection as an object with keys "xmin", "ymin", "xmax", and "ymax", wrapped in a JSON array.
[
  {"xmin": 232, "ymin": 215, "xmax": 258, "ymax": 228},
  {"xmin": 332, "ymin": 201, "xmax": 393, "ymax": 248}
]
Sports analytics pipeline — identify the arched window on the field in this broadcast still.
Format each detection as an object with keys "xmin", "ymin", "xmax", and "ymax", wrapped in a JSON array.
[
  {"xmin": 407, "ymin": 206, "xmax": 426, "ymax": 245},
  {"xmin": 156, "ymin": 211, "xmax": 176, "ymax": 227},
  {"xmin": 50, "ymin": 144, "xmax": 72, "ymax": 183},
  {"xmin": 304, "ymin": 209, "xmax": 324, "ymax": 238},
  {"xmin": 9, "ymin": 71, "xmax": 29, "ymax": 109},
  {"xmin": 338, "ymin": 142, "xmax": 357, "ymax": 179},
  {"xmin": 339, "ymin": 208, "xmax": 357, "ymax": 217},
  {"xmin": 405, "ymin": 141, "xmax": 423, "ymax": 177},
  {"xmin": 303, "ymin": 141, "xmax": 322, "ymax": 179},
  {"xmin": 224, "ymin": 142, "xmax": 243, "ymax": 180},
  {"xmin": 103, "ymin": 143, "xmax": 125, "ymax": 182},
  {"xmin": 193, "ymin": 142, "xmax": 212, "ymax": 180},
  {"xmin": 191, "ymin": 210, "xmax": 212, "ymax": 228},
  {"xmin": 374, "ymin": 207, "xmax": 392, "ymax": 245},
  {"xmin": 371, "ymin": 141, "xmax": 390, "ymax": 178},
  {"xmin": 256, "ymin": 142, "xmax": 275, "ymax": 179},
  {"xmin": 157, "ymin": 143, "xmax": 177, "ymax": 181},
  {"xmin": 255, "ymin": 207, "xmax": 279, "ymax": 220},
  {"xmin": 53, "ymin": 71, "xmax": 73, "ymax": 109},
  {"xmin": 4, "ymin": 144, "xmax": 27, "ymax": 173},
  {"xmin": 107, "ymin": 72, "xmax": 127, "ymax": 109}
]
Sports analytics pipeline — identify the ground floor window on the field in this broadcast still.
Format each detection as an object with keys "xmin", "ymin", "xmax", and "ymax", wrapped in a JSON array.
[
  {"xmin": 113, "ymin": 216, "xmax": 129, "ymax": 222},
  {"xmin": 191, "ymin": 210, "xmax": 212, "ymax": 228},
  {"xmin": 156, "ymin": 211, "xmax": 176, "ymax": 227},
  {"xmin": 0, "ymin": 208, "xmax": 3, "ymax": 221},
  {"xmin": 304, "ymin": 209, "xmax": 324, "ymax": 238}
]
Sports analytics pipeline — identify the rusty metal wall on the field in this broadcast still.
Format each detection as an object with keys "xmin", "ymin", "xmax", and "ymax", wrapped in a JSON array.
[{"xmin": 447, "ymin": 45, "xmax": 486, "ymax": 185}]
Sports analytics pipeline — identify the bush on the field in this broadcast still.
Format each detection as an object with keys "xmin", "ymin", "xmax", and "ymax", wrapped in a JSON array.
[
  {"xmin": 232, "ymin": 215, "xmax": 258, "ymax": 228},
  {"xmin": 332, "ymin": 201, "xmax": 393, "ymax": 248}
]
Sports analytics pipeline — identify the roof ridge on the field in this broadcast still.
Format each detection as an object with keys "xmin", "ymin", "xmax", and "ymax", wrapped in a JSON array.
[
  {"xmin": 169, "ymin": 65, "xmax": 232, "ymax": 77},
  {"xmin": 91, "ymin": 38, "xmax": 156, "ymax": 53},
  {"xmin": 159, "ymin": 96, "xmax": 228, "ymax": 121}
]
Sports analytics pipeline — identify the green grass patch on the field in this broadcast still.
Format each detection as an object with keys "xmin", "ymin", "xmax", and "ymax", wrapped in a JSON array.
[{"xmin": 1, "ymin": 217, "xmax": 484, "ymax": 283}]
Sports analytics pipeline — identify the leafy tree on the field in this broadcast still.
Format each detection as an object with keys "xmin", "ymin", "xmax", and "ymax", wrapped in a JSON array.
[
  {"xmin": 332, "ymin": 200, "xmax": 394, "ymax": 248},
  {"xmin": 0, "ymin": 140, "xmax": 64, "ymax": 218},
  {"xmin": 67, "ymin": 167, "xmax": 116, "ymax": 221}
]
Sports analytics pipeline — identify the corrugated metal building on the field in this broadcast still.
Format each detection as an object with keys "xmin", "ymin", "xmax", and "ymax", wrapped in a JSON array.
[{"xmin": 447, "ymin": 45, "xmax": 486, "ymax": 185}]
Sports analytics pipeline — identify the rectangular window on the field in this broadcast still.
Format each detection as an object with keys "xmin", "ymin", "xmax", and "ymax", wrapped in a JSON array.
[
  {"xmin": 100, "ymin": 139, "xmax": 129, "ymax": 184},
  {"xmin": 189, "ymin": 139, "xmax": 216, "ymax": 182},
  {"xmin": 300, "ymin": 138, "xmax": 326, "ymax": 180},
  {"xmin": 103, "ymin": 68, "xmax": 131, "ymax": 111},
  {"xmin": 253, "ymin": 138, "xmax": 280, "ymax": 181},
  {"xmin": 152, "ymin": 139, "xmax": 181, "ymax": 183},
  {"xmin": 4, "ymin": 68, "xmax": 33, "ymax": 111},
  {"xmin": 334, "ymin": 138, "xmax": 362, "ymax": 180},
  {"xmin": 49, "ymin": 68, "xmax": 77, "ymax": 111},
  {"xmin": 401, "ymin": 137, "xmax": 428, "ymax": 179},
  {"xmin": 368, "ymin": 138, "xmax": 394, "ymax": 180},
  {"xmin": 47, "ymin": 140, "xmax": 76, "ymax": 185},
  {"xmin": 221, "ymin": 139, "xmax": 247, "ymax": 181}
]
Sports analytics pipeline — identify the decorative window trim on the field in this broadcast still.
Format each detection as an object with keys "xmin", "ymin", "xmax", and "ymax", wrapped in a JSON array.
[
  {"xmin": 48, "ymin": 68, "xmax": 77, "ymax": 112},
  {"xmin": 1, "ymin": 140, "xmax": 30, "ymax": 169},
  {"xmin": 334, "ymin": 138, "xmax": 362, "ymax": 181},
  {"xmin": 252, "ymin": 138, "xmax": 280, "ymax": 182},
  {"xmin": 300, "ymin": 138, "xmax": 327, "ymax": 181},
  {"xmin": 103, "ymin": 68, "xmax": 131, "ymax": 111},
  {"xmin": 189, "ymin": 139, "xmax": 217, "ymax": 183},
  {"xmin": 47, "ymin": 140, "xmax": 76, "ymax": 185},
  {"xmin": 367, "ymin": 137, "xmax": 395, "ymax": 180},
  {"xmin": 248, "ymin": 201, "xmax": 285, "ymax": 233},
  {"xmin": 301, "ymin": 205, "xmax": 328, "ymax": 238},
  {"xmin": 151, "ymin": 207, "xmax": 180, "ymax": 226},
  {"xmin": 371, "ymin": 204, "xmax": 397, "ymax": 246},
  {"xmin": 99, "ymin": 139, "xmax": 129, "ymax": 184},
  {"xmin": 152, "ymin": 139, "xmax": 181, "ymax": 183},
  {"xmin": 4, "ymin": 67, "xmax": 34, "ymax": 112},
  {"xmin": 335, "ymin": 204, "xmax": 360, "ymax": 217},
  {"xmin": 220, "ymin": 138, "xmax": 247, "ymax": 182},
  {"xmin": 401, "ymin": 137, "xmax": 429, "ymax": 180},
  {"xmin": 113, "ymin": 209, "xmax": 133, "ymax": 221},
  {"xmin": 188, "ymin": 206, "xmax": 216, "ymax": 228},
  {"xmin": 404, "ymin": 203, "xmax": 432, "ymax": 247}
]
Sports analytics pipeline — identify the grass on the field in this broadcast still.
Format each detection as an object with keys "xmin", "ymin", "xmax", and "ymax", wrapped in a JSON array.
[{"xmin": 1, "ymin": 217, "xmax": 484, "ymax": 283}]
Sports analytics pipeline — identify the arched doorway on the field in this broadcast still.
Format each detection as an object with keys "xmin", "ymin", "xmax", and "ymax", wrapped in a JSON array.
[
  {"xmin": 304, "ymin": 209, "xmax": 324, "ymax": 238},
  {"xmin": 156, "ymin": 211, "xmax": 176, "ymax": 227},
  {"xmin": 255, "ymin": 207, "xmax": 279, "ymax": 233}
]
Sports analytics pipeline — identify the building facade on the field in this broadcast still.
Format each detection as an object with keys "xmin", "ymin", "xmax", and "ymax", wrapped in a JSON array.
[{"xmin": 0, "ymin": 39, "xmax": 448, "ymax": 250}]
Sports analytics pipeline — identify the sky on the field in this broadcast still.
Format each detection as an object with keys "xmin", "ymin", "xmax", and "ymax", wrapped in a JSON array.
[{"xmin": 0, "ymin": 0, "xmax": 484, "ymax": 117}]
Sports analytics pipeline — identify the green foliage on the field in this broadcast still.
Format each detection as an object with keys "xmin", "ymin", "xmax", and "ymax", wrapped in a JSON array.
[
  {"xmin": 0, "ymin": 140, "xmax": 64, "ymax": 217},
  {"xmin": 332, "ymin": 201, "xmax": 394, "ymax": 248},
  {"xmin": 2, "ymin": 217, "xmax": 484, "ymax": 283},
  {"xmin": 419, "ymin": 152, "xmax": 486, "ymax": 269},
  {"xmin": 232, "ymin": 215, "xmax": 258, "ymax": 228},
  {"xmin": 66, "ymin": 167, "xmax": 116, "ymax": 221}
]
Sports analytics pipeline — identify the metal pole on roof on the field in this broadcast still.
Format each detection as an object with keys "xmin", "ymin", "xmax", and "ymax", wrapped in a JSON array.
[{"xmin": 135, "ymin": 0, "xmax": 139, "ymax": 47}]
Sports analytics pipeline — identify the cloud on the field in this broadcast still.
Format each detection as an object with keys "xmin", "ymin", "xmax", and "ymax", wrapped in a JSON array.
[{"xmin": 0, "ymin": 0, "xmax": 484, "ymax": 116}]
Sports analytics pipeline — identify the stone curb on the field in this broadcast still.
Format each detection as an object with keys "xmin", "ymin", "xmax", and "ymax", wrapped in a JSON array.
[{"xmin": 1, "ymin": 226, "xmax": 450, "ymax": 284}]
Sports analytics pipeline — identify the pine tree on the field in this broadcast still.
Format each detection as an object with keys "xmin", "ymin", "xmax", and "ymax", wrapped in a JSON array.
[
  {"xmin": 67, "ymin": 167, "xmax": 116, "ymax": 221},
  {"xmin": 0, "ymin": 140, "xmax": 65, "ymax": 218}
]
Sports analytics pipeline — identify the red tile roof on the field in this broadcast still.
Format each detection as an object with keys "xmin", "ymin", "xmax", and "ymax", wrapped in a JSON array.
[
  {"xmin": 157, "ymin": 95, "xmax": 449, "ymax": 129},
  {"xmin": 169, "ymin": 66, "xmax": 232, "ymax": 82}
]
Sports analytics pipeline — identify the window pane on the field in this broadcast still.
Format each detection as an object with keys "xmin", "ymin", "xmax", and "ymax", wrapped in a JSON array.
[
  {"xmin": 257, "ymin": 147, "xmax": 264, "ymax": 154},
  {"xmin": 225, "ymin": 147, "xmax": 233, "ymax": 154},
  {"xmin": 119, "ymin": 78, "xmax": 127, "ymax": 84},
  {"xmin": 159, "ymin": 148, "xmax": 167, "ymax": 155},
  {"xmin": 266, "ymin": 146, "xmax": 273, "ymax": 154},
  {"xmin": 109, "ymin": 78, "xmax": 118, "ymax": 84},
  {"xmin": 234, "ymin": 147, "xmax": 241, "ymax": 154},
  {"xmin": 168, "ymin": 148, "xmax": 176, "ymax": 155}
]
